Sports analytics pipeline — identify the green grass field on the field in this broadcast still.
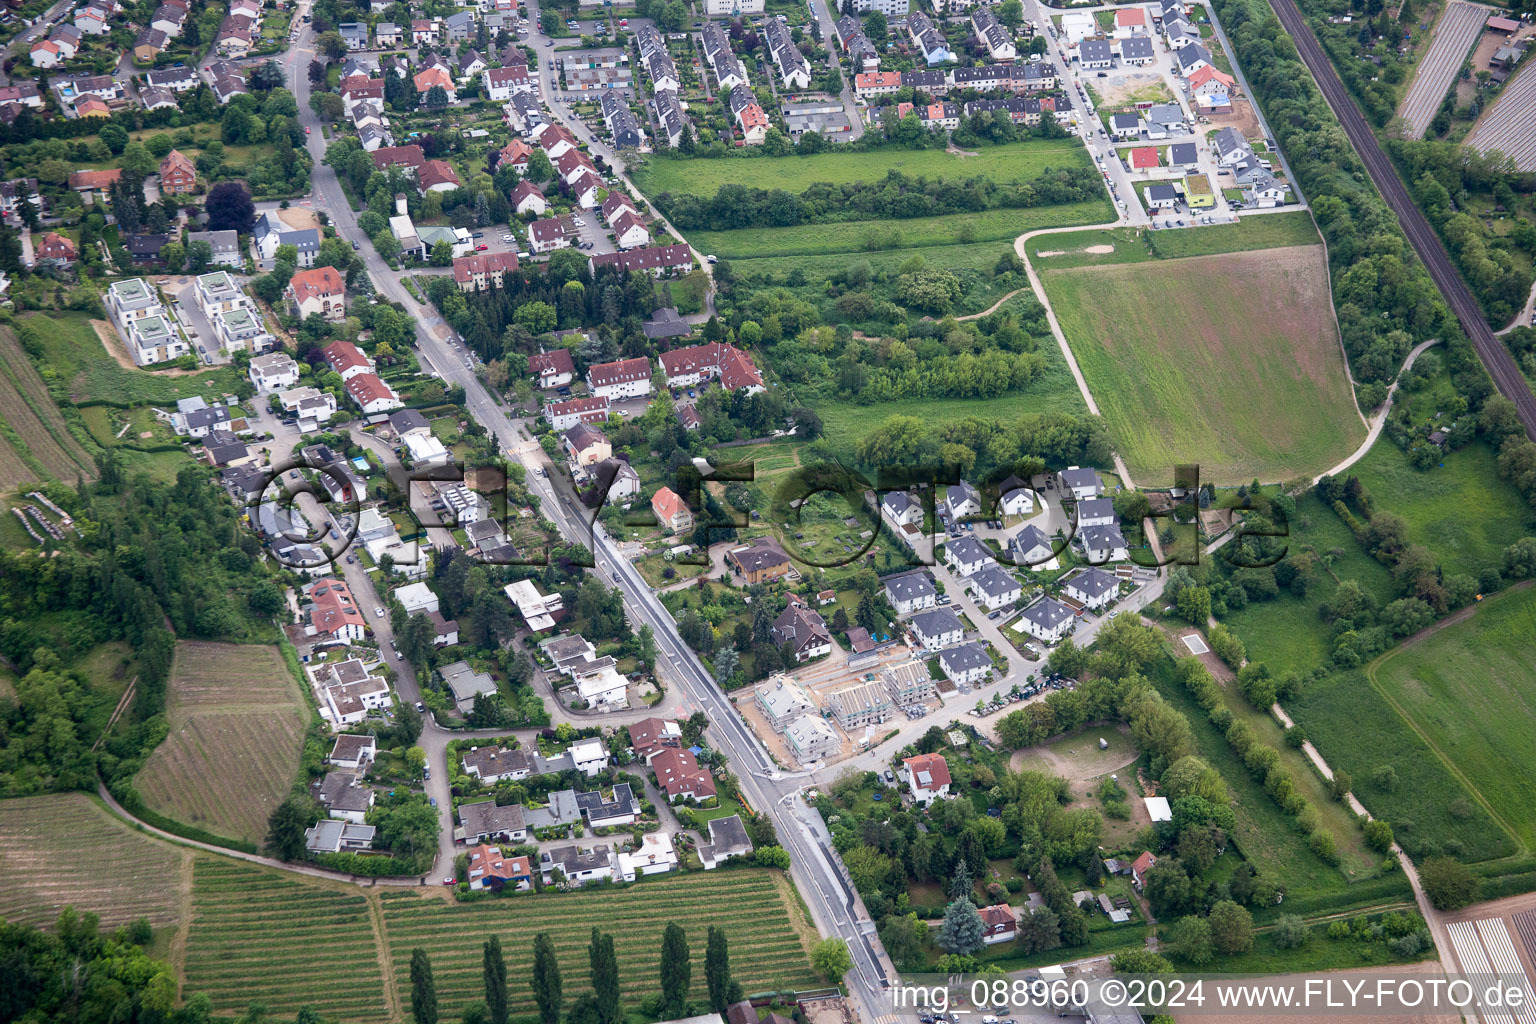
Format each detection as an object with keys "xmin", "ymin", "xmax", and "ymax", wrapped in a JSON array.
[
  {"xmin": 1149, "ymin": 660, "xmax": 1363, "ymax": 899},
  {"xmin": 1026, "ymin": 212, "xmax": 1319, "ymax": 268},
  {"xmin": 697, "ymin": 200, "xmax": 1111, "ymax": 259},
  {"xmin": 808, "ymin": 295, "xmax": 1090, "ymax": 451},
  {"xmin": 21, "ymin": 311, "xmax": 245, "ymax": 407},
  {"xmin": 1220, "ymin": 494, "xmax": 1397, "ymax": 674},
  {"xmin": 633, "ymin": 140, "xmax": 1094, "ymax": 196},
  {"xmin": 1290, "ymin": 669, "xmax": 1516, "ymax": 864},
  {"xmin": 1367, "ymin": 584, "xmax": 1536, "ymax": 851},
  {"xmin": 1040, "ymin": 243, "xmax": 1363, "ymax": 483},
  {"xmin": 1345, "ymin": 440, "xmax": 1534, "ymax": 577}
]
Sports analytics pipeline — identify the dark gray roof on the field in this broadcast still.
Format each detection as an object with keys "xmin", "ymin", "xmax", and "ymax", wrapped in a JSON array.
[
  {"xmin": 459, "ymin": 800, "xmax": 526, "ymax": 837},
  {"xmin": 389, "ymin": 408, "xmax": 430, "ymax": 434},
  {"xmin": 1067, "ymin": 566, "xmax": 1118, "ymax": 599},
  {"xmin": 1020, "ymin": 596, "xmax": 1073, "ymax": 629},
  {"xmin": 945, "ymin": 535, "xmax": 991, "ymax": 566},
  {"xmin": 1110, "ymin": 112, "xmax": 1141, "ymax": 129},
  {"xmin": 970, "ymin": 565, "xmax": 1020, "ymax": 599},
  {"xmin": 946, "ymin": 481, "xmax": 979, "ymax": 509},
  {"xmin": 1147, "ymin": 183, "xmax": 1180, "ymax": 202},
  {"xmin": 884, "ymin": 573, "xmax": 936, "ymax": 603},
  {"xmin": 1009, "ymin": 523, "xmax": 1055, "ymax": 560},
  {"xmin": 883, "ymin": 491, "xmax": 916, "ymax": 515},
  {"xmin": 1175, "ymin": 41, "xmax": 1212, "ymax": 69},
  {"xmin": 1059, "ymin": 466, "xmax": 1102, "ymax": 489},
  {"xmin": 1080, "ymin": 523, "xmax": 1128, "ymax": 551},
  {"xmin": 910, "ymin": 607, "xmax": 964, "ymax": 639},
  {"xmin": 1077, "ymin": 496, "xmax": 1116, "ymax": 520},
  {"xmin": 1080, "ymin": 39, "xmax": 1114, "ymax": 62},
  {"xmin": 1120, "ymin": 35, "xmax": 1155, "ymax": 58},
  {"xmin": 939, "ymin": 641, "xmax": 990, "ymax": 674},
  {"xmin": 1169, "ymin": 142, "xmax": 1198, "ymax": 164}
]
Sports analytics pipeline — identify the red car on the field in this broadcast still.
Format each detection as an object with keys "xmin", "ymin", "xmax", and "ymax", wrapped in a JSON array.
[
  {"xmin": 476, "ymin": 244, "xmax": 488, "ymax": 251},
  {"xmin": 305, "ymin": 126, "xmax": 311, "ymax": 134}
]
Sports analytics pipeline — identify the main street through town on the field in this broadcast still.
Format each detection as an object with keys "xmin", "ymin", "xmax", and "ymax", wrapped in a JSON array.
[{"xmin": 283, "ymin": 9, "xmax": 895, "ymax": 1018}]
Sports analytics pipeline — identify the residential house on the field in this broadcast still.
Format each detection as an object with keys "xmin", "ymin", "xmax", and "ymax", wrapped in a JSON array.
[
  {"xmin": 344, "ymin": 373, "xmax": 403, "ymax": 414},
  {"xmin": 287, "ymin": 266, "xmax": 346, "ymax": 321},
  {"xmin": 1078, "ymin": 523, "xmax": 1129, "ymax": 563},
  {"xmin": 504, "ymin": 579, "xmax": 564, "ymax": 631},
  {"xmin": 139, "ymin": 86, "xmax": 178, "ymax": 111},
  {"xmin": 756, "ymin": 676, "xmax": 817, "ymax": 732},
  {"xmin": 771, "ymin": 595, "xmax": 832, "ymax": 662},
  {"xmin": 969, "ymin": 565, "xmax": 1021, "ymax": 612},
  {"xmin": 652, "ymin": 747, "xmax": 716, "ymax": 802},
  {"xmin": 588, "ymin": 245, "xmax": 693, "ymax": 277},
  {"xmin": 971, "ymin": 7, "xmax": 1015, "ymax": 59},
  {"xmin": 545, "ymin": 396, "xmax": 610, "ymax": 431},
  {"xmin": 698, "ymin": 814, "xmax": 754, "ymax": 869},
  {"xmin": 979, "ymin": 904, "xmax": 1018, "ymax": 944},
  {"xmin": 529, "ymin": 217, "xmax": 571, "ymax": 254},
  {"xmin": 511, "ymin": 180, "xmax": 549, "ymax": 217},
  {"xmin": 36, "ymin": 231, "xmax": 77, "ymax": 263},
  {"xmin": 414, "ymin": 67, "xmax": 457, "ymax": 103},
  {"xmin": 628, "ymin": 717, "xmax": 683, "ymax": 762},
  {"xmin": 329, "ymin": 734, "xmax": 376, "ymax": 770},
  {"xmin": 885, "ymin": 572, "xmax": 937, "ymax": 615},
  {"xmin": 944, "ymin": 535, "xmax": 992, "ymax": 577},
  {"xmin": 1110, "ymin": 111, "xmax": 1143, "ymax": 139},
  {"xmin": 651, "ymin": 486, "xmax": 692, "ymax": 533},
  {"xmin": 306, "ymin": 577, "xmax": 366, "ymax": 643},
  {"xmin": 1132, "ymin": 851, "xmax": 1158, "ymax": 889},
  {"xmin": 1015, "ymin": 596, "xmax": 1074, "ymax": 644},
  {"xmin": 316, "ymin": 771, "xmax": 375, "ymax": 823},
  {"xmin": 882, "ymin": 491, "xmax": 923, "ymax": 529},
  {"xmin": 907, "ymin": 12, "xmax": 954, "ymax": 64},
  {"xmin": 484, "ymin": 66, "xmax": 534, "ymax": 101},
  {"xmin": 726, "ymin": 535, "xmax": 793, "ymax": 584},
  {"xmin": 562, "ymin": 422, "xmax": 611, "ymax": 467},
  {"xmin": 541, "ymin": 844, "xmax": 616, "ymax": 886},
  {"xmin": 460, "ymin": 800, "xmax": 529, "ymax": 843},
  {"xmin": 324, "ymin": 339, "xmax": 374, "ymax": 380},
  {"xmin": 466, "ymin": 843, "xmax": 533, "ymax": 891},
  {"xmin": 254, "ymin": 212, "xmax": 320, "ymax": 265},
  {"xmin": 146, "ymin": 66, "xmax": 198, "ymax": 92},
  {"xmin": 902, "ymin": 752, "xmax": 952, "ymax": 804},
  {"xmin": 418, "ymin": 159, "xmax": 460, "ymax": 193},
  {"xmin": 946, "ymin": 481, "xmax": 982, "ymax": 520},
  {"xmin": 1080, "ymin": 38, "xmax": 1115, "ymax": 69},
  {"xmin": 1064, "ymin": 567, "xmax": 1119, "ymax": 611},
  {"xmin": 187, "ymin": 229, "xmax": 240, "ymax": 266},
  {"xmin": 453, "ymin": 251, "xmax": 520, "ymax": 292},
  {"xmin": 1173, "ymin": 41, "xmax": 1212, "ymax": 75},
  {"xmin": 1146, "ymin": 182, "xmax": 1181, "ymax": 210},
  {"xmin": 910, "ymin": 607, "xmax": 964, "ymax": 651},
  {"xmin": 305, "ymin": 820, "xmax": 376, "ymax": 853},
  {"xmin": 825, "ymin": 677, "xmax": 891, "ymax": 729},
  {"xmin": 375, "ymin": 22, "xmax": 402, "ymax": 47},
  {"xmin": 371, "ymin": 144, "xmax": 425, "ymax": 174},
  {"xmin": 461, "ymin": 745, "xmax": 533, "ymax": 784},
  {"xmin": 1058, "ymin": 466, "xmax": 1104, "ymax": 500},
  {"xmin": 938, "ymin": 641, "xmax": 992, "ymax": 687},
  {"xmin": 587, "ymin": 356, "xmax": 651, "ymax": 400},
  {"xmin": 783, "ymin": 713, "xmax": 839, "ymax": 764},
  {"xmin": 1120, "ymin": 34, "xmax": 1155, "ymax": 64},
  {"xmin": 657, "ymin": 341, "xmax": 763, "ymax": 393},
  {"xmin": 529, "ymin": 348, "xmax": 575, "ymax": 390}
]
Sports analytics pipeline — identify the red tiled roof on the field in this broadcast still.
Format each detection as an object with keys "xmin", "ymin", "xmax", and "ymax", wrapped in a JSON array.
[
  {"xmin": 1132, "ymin": 850, "xmax": 1157, "ymax": 875},
  {"xmin": 979, "ymin": 904, "xmax": 1016, "ymax": 930},
  {"xmin": 309, "ymin": 577, "xmax": 364, "ymax": 637},
  {"xmin": 510, "ymin": 180, "xmax": 545, "ymax": 207},
  {"xmin": 323, "ymin": 339, "xmax": 370, "ymax": 373},
  {"xmin": 651, "ymin": 485, "xmax": 688, "ymax": 524},
  {"xmin": 652, "ymin": 747, "xmax": 716, "ymax": 799},
  {"xmin": 546, "ymin": 396, "xmax": 610, "ymax": 422},
  {"xmin": 903, "ymin": 753, "xmax": 952, "ymax": 791},
  {"xmin": 290, "ymin": 266, "xmax": 345, "ymax": 304},
  {"xmin": 371, "ymin": 144, "xmax": 425, "ymax": 171},
  {"xmin": 452, "ymin": 251, "xmax": 519, "ymax": 283},
  {"xmin": 344, "ymin": 372, "xmax": 398, "ymax": 408},
  {"xmin": 587, "ymin": 356, "xmax": 650, "ymax": 388},
  {"xmin": 530, "ymin": 348, "xmax": 574, "ymax": 378},
  {"xmin": 1130, "ymin": 146, "xmax": 1160, "ymax": 169},
  {"xmin": 658, "ymin": 342, "xmax": 761, "ymax": 390},
  {"xmin": 499, "ymin": 139, "xmax": 533, "ymax": 167},
  {"xmin": 418, "ymin": 159, "xmax": 460, "ymax": 189},
  {"xmin": 69, "ymin": 168, "xmax": 122, "ymax": 189},
  {"xmin": 628, "ymin": 717, "xmax": 679, "ymax": 758},
  {"xmin": 589, "ymin": 244, "xmax": 693, "ymax": 274}
]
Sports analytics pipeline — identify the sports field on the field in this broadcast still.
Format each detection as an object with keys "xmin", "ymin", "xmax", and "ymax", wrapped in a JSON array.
[
  {"xmin": 134, "ymin": 641, "xmax": 309, "ymax": 845},
  {"xmin": 633, "ymin": 139, "xmax": 1093, "ymax": 195},
  {"xmin": 1368, "ymin": 584, "xmax": 1536, "ymax": 851},
  {"xmin": 1039, "ymin": 243, "xmax": 1363, "ymax": 483},
  {"xmin": 0, "ymin": 793, "xmax": 185, "ymax": 929}
]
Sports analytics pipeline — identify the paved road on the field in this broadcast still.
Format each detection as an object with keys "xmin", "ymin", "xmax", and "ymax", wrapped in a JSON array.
[
  {"xmin": 281, "ymin": 8, "xmax": 890, "ymax": 1012},
  {"xmin": 802, "ymin": 0, "xmax": 867, "ymax": 141},
  {"xmin": 1269, "ymin": 0, "xmax": 1536, "ymax": 442}
]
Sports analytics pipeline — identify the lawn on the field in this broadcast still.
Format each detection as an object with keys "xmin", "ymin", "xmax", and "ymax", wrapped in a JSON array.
[
  {"xmin": 1344, "ymin": 440, "xmax": 1534, "ymax": 577},
  {"xmin": 1366, "ymin": 584, "xmax": 1536, "ymax": 852},
  {"xmin": 1025, "ymin": 212, "xmax": 1319, "ymax": 267},
  {"xmin": 0, "ymin": 793, "xmax": 185, "ymax": 930},
  {"xmin": 134, "ymin": 641, "xmax": 309, "ymax": 846},
  {"xmin": 21, "ymin": 311, "xmax": 246, "ymax": 407},
  {"xmin": 632, "ymin": 139, "xmax": 1094, "ymax": 196},
  {"xmin": 0, "ymin": 327, "xmax": 97, "ymax": 487},
  {"xmin": 694, "ymin": 200, "xmax": 1112, "ymax": 260},
  {"xmin": 1289, "ymin": 669, "xmax": 1515, "ymax": 864},
  {"xmin": 1039, "ymin": 244, "xmax": 1364, "ymax": 484}
]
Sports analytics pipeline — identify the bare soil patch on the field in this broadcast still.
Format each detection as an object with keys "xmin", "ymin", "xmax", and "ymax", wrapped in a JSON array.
[
  {"xmin": 91, "ymin": 319, "xmax": 201, "ymax": 375},
  {"xmin": 275, "ymin": 207, "xmax": 321, "ymax": 231}
]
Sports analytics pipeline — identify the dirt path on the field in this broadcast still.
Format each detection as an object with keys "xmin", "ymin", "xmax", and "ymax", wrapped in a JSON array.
[
  {"xmin": 1310, "ymin": 338, "xmax": 1440, "ymax": 485},
  {"xmin": 366, "ymin": 892, "xmax": 400, "ymax": 1020},
  {"xmin": 165, "ymin": 850, "xmax": 195, "ymax": 980}
]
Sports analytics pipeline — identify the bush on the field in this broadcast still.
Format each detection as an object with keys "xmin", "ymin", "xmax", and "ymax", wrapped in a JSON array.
[{"xmin": 1272, "ymin": 914, "xmax": 1308, "ymax": 950}]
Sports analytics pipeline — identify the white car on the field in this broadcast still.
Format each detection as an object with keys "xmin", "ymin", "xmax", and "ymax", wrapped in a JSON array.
[
  {"xmin": 374, "ymin": 607, "xmax": 384, "ymax": 618},
  {"xmin": 501, "ymin": 234, "xmax": 513, "ymax": 242},
  {"xmin": 572, "ymin": 217, "xmax": 585, "ymax": 226}
]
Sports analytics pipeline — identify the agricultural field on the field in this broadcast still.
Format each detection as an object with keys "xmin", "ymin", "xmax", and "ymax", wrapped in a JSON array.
[
  {"xmin": 1290, "ymin": 670, "xmax": 1515, "ymax": 864},
  {"xmin": 183, "ymin": 859, "xmax": 392, "ymax": 1024},
  {"xmin": 0, "ymin": 327, "xmax": 97, "ymax": 489},
  {"xmin": 696, "ymin": 200, "xmax": 1111, "ymax": 260},
  {"xmin": 1397, "ymin": 1, "xmax": 1485, "ymax": 138},
  {"xmin": 1039, "ymin": 241, "xmax": 1363, "ymax": 484},
  {"xmin": 20, "ymin": 311, "xmax": 245, "ymax": 407},
  {"xmin": 1367, "ymin": 584, "xmax": 1536, "ymax": 851},
  {"xmin": 134, "ymin": 642, "xmax": 309, "ymax": 846},
  {"xmin": 1344, "ymin": 440, "xmax": 1534, "ymax": 578},
  {"xmin": 1465, "ymin": 59, "xmax": 1536, "ymax": 170},
  {"xmin": 380, "ymin": 870, "xmax": 819, "ymax": 1021},
  {"xmin": 633, "ymin": 140, "xmax": 1094, "ymax": 196},
  {"xmin": 0, "ymin": 793, "xmax": 185, "ymax": 929}
]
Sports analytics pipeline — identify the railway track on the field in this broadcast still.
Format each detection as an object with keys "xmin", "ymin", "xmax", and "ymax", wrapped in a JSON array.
[{"xmin": 1267, "ymin": 0, "xmax": 1536, "ymax": 441}]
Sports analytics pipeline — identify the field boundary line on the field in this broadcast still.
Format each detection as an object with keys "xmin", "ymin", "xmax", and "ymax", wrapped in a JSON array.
[
  {"xmin": 167, "ymin": 851, "xmax": 195, "ymax": 987},
  {"xmin": 1362, "ymin": 581, "xmax": 1536, "ymax": 856},
  {"xmin": 93, "ymin": 674, "xmax": 136, "ymax": 751}
]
